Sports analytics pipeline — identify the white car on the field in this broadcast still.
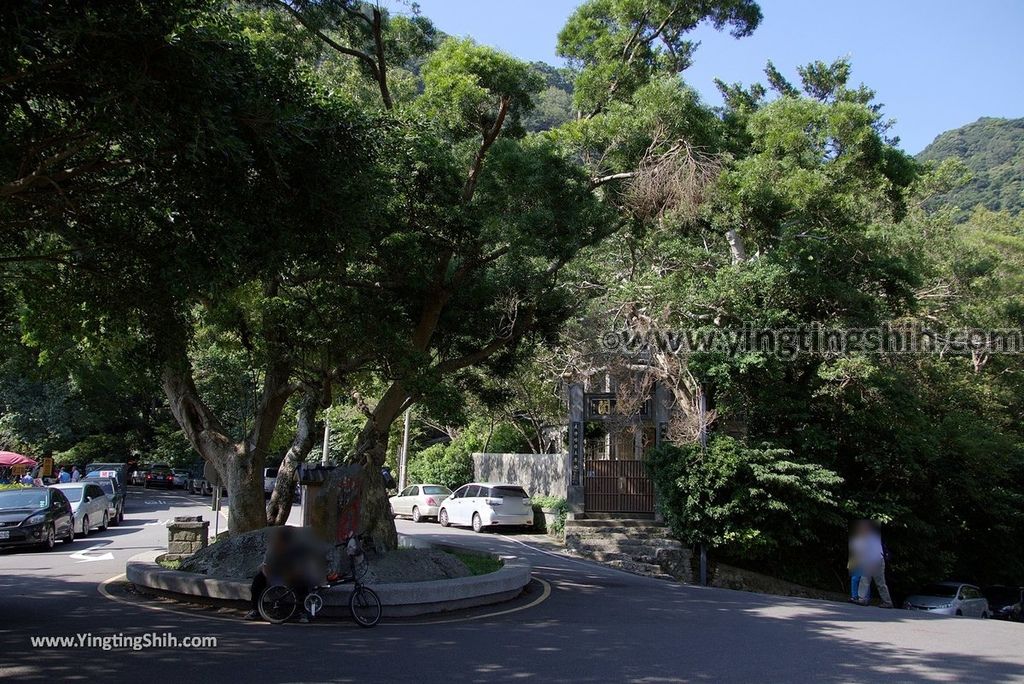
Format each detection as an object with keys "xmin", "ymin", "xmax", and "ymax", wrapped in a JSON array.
[
  {"xmin": 904, "ymin": 582, "xmax": 990, "ymax": 618},
  {"xmin": 438, "ymin": 483, "xmax": 533, "ymax": 532},
  {"xmin": 389, "ymin": 484, "xmax": 451, "ymax": 522},
  {"xmin": 49, "ymin": 482, "xmax": 111, "ymax": 536}
]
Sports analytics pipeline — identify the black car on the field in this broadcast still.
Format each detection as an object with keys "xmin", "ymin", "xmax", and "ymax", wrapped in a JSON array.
[
  {"xmin": 0, "ymin": 487, "xmax": 75, "ymax": 550},
  {"xmin": 983, "ymin": 585, "xmax": 1024, "ymax": 621},
  {"xmin": 144, "ymin": 466, "xmax": 175, "ymax": 489}
]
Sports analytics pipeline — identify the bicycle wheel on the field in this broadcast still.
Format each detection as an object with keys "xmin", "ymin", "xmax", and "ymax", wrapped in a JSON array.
[
  {"xmin": 349, "ymin": 586, "xmax": 382, "ymax": 627},
  {"xmin": 259, "ymin": 585, "xmax": 298, "ymax": 624}
]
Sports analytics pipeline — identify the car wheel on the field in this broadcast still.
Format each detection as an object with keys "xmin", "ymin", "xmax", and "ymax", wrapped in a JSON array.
[
  {"xmin": 955, "ymin": 609, "xmax": 962, "ymax": 616},
  {"xmin": 411, "ymin": 506, "xmax": 422, "ymax": 523},
  {"xmin": 118, "ymin": 507, "xmax": 124, "ymax": 524},
  {"xmin": 981, "ymin": 611, "xmax": 989, "ymax": 619},
  {"xmin": 99, "ymin": 512, "xmax": 108, "ymax": 531},
  {"xmin": 438, "ymin": 508, "xmax": 449, "ymax": 527},
  {"xmin": 143, "ymin": 481, "xmax": 149, "ymax": 489},
  {"xmin": 472, "ymin": 512, "xmax": 483, "ymax": 533},
  {"xmin": 41, "ymin": 524, "xmax": 56, "ymax": 551},
  {"xmin": 62, "ymin": 522, "xmax": 74, "ymax": 545},
  {"xmin": 81, "ymin": 516, "xmax": 89, "ymax": 537}
]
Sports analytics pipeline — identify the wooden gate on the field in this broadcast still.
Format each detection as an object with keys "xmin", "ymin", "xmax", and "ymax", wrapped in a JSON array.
[{"xmin": 584, "ymin": 460, "xmax": 655, "ymax": 514}]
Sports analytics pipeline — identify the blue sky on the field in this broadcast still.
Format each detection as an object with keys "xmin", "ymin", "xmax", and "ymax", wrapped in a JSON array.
[{"xmin": 414, "ymin": 0, "xmax": 1024, "ymax": 154}]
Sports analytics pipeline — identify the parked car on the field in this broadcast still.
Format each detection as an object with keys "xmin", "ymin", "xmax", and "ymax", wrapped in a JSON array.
[
  {"xmin": 171, "ymin": 469, "xmax": 189, "ymax": 488},
  {"xmin": 85, "ymin": 462, "xmax": 129, "ymax": 499},
  {"xmin": 983, "ymin": 585, "xmax": 1024, "ymax": 622},
  {"xmin": 50, "ymin": 482, "xmax": 111, "ymax": 536},
  {"xmin": 84, "ymin": 469, "xmax": 127, "ymax": 514},
  {"xmin": 438, "ymin": 483, "xmax": 533, "ymax": 532},
  {"xmin": 89, "ymin": 477, "xmax": 124, "ymax": 525},
  {"xmin": 390, "ymin": 484, "xmax": 451, "ymax": 522},
  {"xmin": 903, "ymin": 582, "xmax": 990, "ymax": 618},
  {"xmin": 131, "ymin": 465, "xmax": 150, "ymax": 486},
  {"xmin": 144, "ymin": 465, "xmax": 175, "ymax": 489},
  {"xmin": 0, "ymin": 486, "xmax": 75, "ymax": 550},
  {"xmin": 264, "ymin": 467, "xmax": 278, "ymax": 498}
]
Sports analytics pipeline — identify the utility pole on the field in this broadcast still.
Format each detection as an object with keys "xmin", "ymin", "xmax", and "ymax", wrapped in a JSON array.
[
  {"xmin": 321, "ymin": 418, "xmax": 330, "ymax": 467},
  {"xmin": 398, "ymin": 408, "xmax": 411, "ymax": 490},
  {"xmin": 698, "ymin": 386, "xmax": 708, "ymax": 587}
]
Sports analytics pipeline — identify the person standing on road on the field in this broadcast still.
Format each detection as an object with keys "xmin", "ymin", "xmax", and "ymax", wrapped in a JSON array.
[
  {"xmin": 71, "ymin": 465, "xmax": 81, "ymax": 482},
  {"xmin": 847, "ymin": 523, "xmax": 863, "ymax": 602},
  {"xmin": 852, "ymin": 520, "xmax": 893, "ymax": 608}
]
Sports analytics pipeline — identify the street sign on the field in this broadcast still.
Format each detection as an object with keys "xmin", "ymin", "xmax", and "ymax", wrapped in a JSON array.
[{"xmin": 203, "ymin": 460, "xmax": 222, "ymax": 486}]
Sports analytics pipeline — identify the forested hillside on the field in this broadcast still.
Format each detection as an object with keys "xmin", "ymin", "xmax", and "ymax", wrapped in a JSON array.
[{"xmin": 917, "ymin": 116, "xmax": 1024, "ymax": 217}]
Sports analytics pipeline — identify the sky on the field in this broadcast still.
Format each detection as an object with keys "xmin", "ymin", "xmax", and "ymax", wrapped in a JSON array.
[{"xmin": 413, "ymin": 0, "xmax": 1024, "ymax": 154}]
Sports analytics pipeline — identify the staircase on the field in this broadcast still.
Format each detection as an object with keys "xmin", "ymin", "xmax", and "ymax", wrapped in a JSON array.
[{"xmin": 564, "ymin": 519, "xmax": 693, "ymax": 582}]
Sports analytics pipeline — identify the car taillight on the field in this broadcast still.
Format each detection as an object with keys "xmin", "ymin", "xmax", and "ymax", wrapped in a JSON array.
[
  {"xmin": 485, "ymin": 497, "xmax": 503, "ymax": 505},
  {"xmin": 146, "ymin": 475, "xmax": 151, "ymax": 479},
  {"xmin": 167, "ymin": 475, "xmax": 173, "ymax": 480},
  {"xmin": 425, "ymin": 497, "xmax": 437, "ymax": 506}
]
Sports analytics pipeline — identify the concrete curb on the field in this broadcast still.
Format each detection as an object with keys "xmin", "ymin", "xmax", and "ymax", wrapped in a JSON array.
[{"xmin": 125, "ymin": 536, "xmax": 531, "ymax": 617}]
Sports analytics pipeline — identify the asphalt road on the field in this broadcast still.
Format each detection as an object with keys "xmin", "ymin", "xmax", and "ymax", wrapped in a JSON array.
[{"xmin": 1, "ymin": 487, "xmax": 1022, "ymax": 683}]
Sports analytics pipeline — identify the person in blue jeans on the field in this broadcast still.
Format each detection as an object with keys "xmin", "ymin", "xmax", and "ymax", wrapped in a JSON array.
[{"xmin": 847, "ymin": 522, "xmax": 862, "ymax": 601}]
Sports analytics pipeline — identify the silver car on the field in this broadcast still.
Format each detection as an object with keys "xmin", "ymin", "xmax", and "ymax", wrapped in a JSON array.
[
  {"xmin": 50, "ymin": 482, "xmax": 111, "ymax": 536},
  {"xmin": 389, "ymin": 484, "xmax": 451, "ymax": 522},
  {"xmin": 904, "ymin": 582, "xmax": 990, "ymax": 618}
]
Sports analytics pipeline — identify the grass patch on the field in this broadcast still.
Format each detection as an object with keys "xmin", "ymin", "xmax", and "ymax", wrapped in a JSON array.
[
  {"xmin": 157, "ymin": 557, "xmax": 182, "ymax": 570},
  {"xmin": 447, "ymin": 550, "xmax": 503, "ymax": 576}
]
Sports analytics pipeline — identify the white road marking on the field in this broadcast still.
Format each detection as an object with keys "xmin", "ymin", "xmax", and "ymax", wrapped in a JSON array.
[{"xmin": 70, "ymin": 545, "xmax": 114, "ymax": 562}]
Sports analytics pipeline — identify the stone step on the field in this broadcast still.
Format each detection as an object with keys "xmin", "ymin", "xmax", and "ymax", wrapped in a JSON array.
[
  {"xmin": 565, "ymin": 531, "xmax": 679, "ymax": 544},
  {"xmin": 565, "ymin": 528, "xmax": 675, "ymax": 540},
  {"xmin": 604, "ymin": 558, "xmax": 673, "ymax": 579},
  {"xmin": 567, "ymin": 518, "xmax": 663, "ymax": 527}
]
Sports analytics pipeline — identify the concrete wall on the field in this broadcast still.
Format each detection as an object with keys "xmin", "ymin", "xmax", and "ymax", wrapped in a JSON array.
[{"xmin": 472, "ymin": 452, "xmax": 570, "ymax": 498}]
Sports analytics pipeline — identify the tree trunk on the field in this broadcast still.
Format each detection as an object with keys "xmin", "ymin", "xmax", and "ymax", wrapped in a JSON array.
[
  {"xmin": 266, "ymin": 385, "xmax": 322, "ymax": 526},
  {"xmin": 312, "ymin": 385, "xmax": 407, "ymax": 550},
  {"xmin": 225, "ymin": 446, "xmax": 268, "ymax": 534}
]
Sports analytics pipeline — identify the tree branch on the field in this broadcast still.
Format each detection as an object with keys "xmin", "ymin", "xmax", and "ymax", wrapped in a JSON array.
[{"xmin": 462, "ymin": 95, "xmax": 510, "ymax": 203}]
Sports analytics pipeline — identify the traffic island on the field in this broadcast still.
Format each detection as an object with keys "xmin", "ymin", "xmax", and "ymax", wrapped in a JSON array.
[{"xmin": 125, "ymin": 533, "xmax": 531, "ymax": 617}]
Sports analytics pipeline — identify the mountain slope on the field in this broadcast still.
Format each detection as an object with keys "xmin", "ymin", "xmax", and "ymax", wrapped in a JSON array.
[{"xmin": 917, "ymin": 117, "xmax": 1024, "ymax": 216}]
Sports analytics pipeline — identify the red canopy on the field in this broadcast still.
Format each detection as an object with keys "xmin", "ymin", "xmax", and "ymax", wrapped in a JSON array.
[{"xmin": 0, "ymin": 451, "xmax": 37, "ymax": 467}]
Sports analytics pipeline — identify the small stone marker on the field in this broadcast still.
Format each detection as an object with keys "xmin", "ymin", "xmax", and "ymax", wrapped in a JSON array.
[{"xmin": 166, "ymin": 515, "xmax": 210, "ymax": 558}]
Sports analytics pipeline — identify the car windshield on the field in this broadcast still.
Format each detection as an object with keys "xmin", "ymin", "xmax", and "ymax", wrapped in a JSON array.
[
  {"xmin": 422, "ymin": 486, "xmax": 450, "ymax": 495},
  {"xmin": 0, "ymin": 489, "xmax": 48, "ymax": 510},
  {"xmin": 489, "ymin": 486, "xmax": 528, "ymax": 498},
  {"xmin": 918, "ymin": 584, "xmax": 959, "ymax": 598}
]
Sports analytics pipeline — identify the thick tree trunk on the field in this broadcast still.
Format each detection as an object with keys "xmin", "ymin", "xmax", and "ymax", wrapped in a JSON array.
[
  {"xmin": 225, "ymin": 447, "xmax": 268, "ymax": 534},
  {"xmin": 266, "ymin": 385, "xmax": 322, "ymax": 526},
  {"xmin": 312, "ymin": 385, "xmax": 406, "ymax": 550}
]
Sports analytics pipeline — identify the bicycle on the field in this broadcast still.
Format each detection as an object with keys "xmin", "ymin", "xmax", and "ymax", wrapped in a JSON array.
[{"xmin": 258, "ymin": 533, "xmax": 382, "ymax": 627}]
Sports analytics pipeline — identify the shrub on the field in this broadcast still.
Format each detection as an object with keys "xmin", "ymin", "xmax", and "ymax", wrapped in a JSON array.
[
  {"xmin": 646, "ymin": 436, "xmax": 842, "ymax": 557},
  {"xmin": 406, "ymin": 442, "xmax": 474, "ymax": 491},
  {"xmin": 531, "ymin": 495, "xmax": 568, "ymax": 535}
]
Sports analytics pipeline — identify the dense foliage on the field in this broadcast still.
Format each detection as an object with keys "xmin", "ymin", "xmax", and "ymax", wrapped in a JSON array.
[
  {"xmin": 1, "ymin": 0, "xmax": 1021, "ymax": 590},
  {"xmin": 918, "ymin": 117, "xmax": 1024, "ymax": 218}
]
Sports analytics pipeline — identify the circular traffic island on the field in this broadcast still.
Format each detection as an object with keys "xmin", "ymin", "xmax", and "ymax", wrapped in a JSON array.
[{"xmin": 125, "ymin": 528, "xmax": 531, "ymax": 618}]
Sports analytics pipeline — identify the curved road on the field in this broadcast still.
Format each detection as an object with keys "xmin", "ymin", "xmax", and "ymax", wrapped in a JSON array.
[{"xmin": 1, "ymin": 487, "xmax": 1022, "ymax": 682}]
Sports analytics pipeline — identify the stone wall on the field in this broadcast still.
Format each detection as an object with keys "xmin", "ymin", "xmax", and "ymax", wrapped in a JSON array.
[
  {"xmin": 471, "ymin": 452, "xmax": 569, "ymax": 498},
  {"xmin": 166, "ymin": 515, "xmax": 210, "ymax": 559}
]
